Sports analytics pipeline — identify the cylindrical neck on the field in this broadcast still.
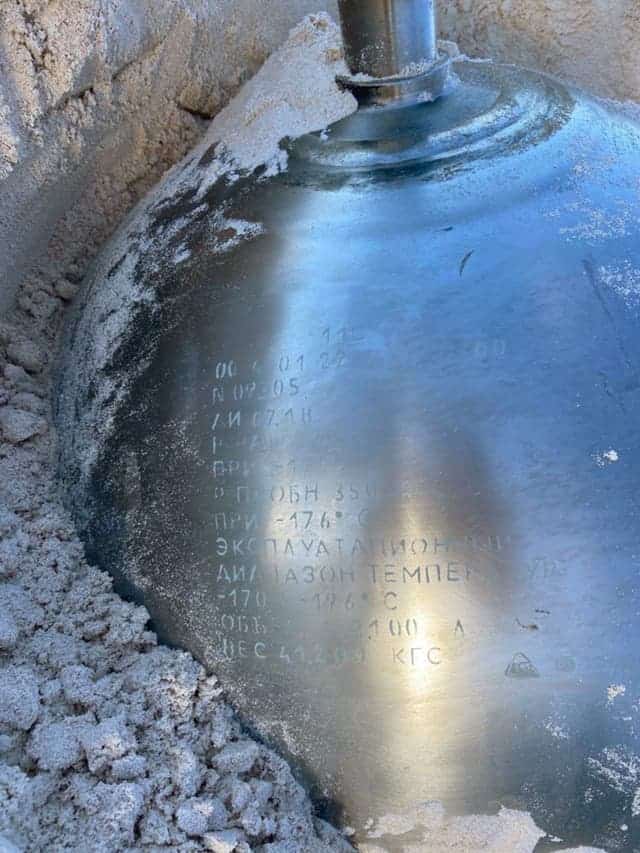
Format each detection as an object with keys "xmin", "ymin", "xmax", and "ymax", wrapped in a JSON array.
[{"xmin": 338, "ymin": 0, "xmax": 437, "ymax": 79}]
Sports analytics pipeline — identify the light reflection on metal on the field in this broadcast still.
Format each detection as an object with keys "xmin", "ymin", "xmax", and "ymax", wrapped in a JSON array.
[
  {"xmin": 337, "ymin": 0, "xmax": 437, "ymax": 79},
  {"xmin": 336, "ymin": 0, "xmax": 452, "ymax": 107},
  {"xmin": 57, "ymin": 56, "xmax": 640, "ymax": 851}
]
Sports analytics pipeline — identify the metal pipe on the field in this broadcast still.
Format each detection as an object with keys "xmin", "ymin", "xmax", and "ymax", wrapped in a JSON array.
[{"xmin": 337, "ymin": 0, "xmax": 438, "ymax": 79}]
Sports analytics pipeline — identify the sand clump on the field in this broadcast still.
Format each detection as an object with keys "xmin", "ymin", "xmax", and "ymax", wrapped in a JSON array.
[
  {"xmin": 0, "ymin": 319, "xmax": 355, "ymax": 853},
  {"xmin": 197, "ymin": 10, "xmax": 356, "ymax": 178}
]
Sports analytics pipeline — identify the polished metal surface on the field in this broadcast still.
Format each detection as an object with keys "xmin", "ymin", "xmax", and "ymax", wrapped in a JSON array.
[
  {"xmin": 58, "ymin": 60, "xmax": 640, "ymax": 851},
  {"xmin": 338, "ymin": 0, "xmax": 437, "ymax": 79},
  {"xmin": 336, "ymin": 44, "xmax": 454, "ymax": 108}
]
